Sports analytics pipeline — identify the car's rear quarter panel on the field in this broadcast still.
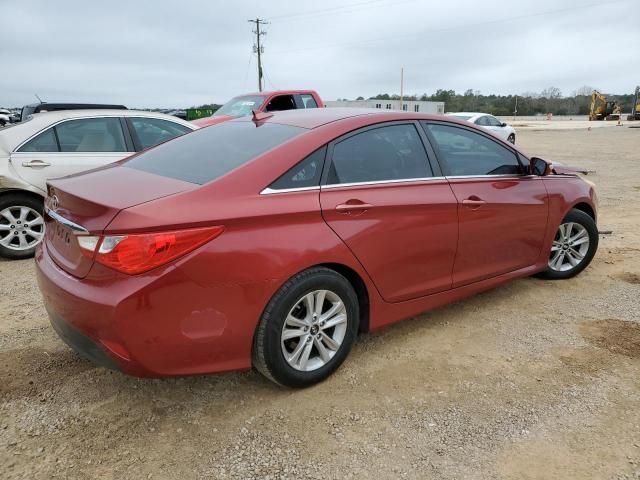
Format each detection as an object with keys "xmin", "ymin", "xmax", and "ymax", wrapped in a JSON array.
[{"xmin": 49, "ymin": 186, "xmax": 377, "ymax": 376}]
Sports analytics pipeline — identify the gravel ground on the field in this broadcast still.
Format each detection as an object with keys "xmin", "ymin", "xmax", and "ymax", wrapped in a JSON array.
[{"xmin": 1, "ymin": 126, "xmax": 639, "ymax": 480}]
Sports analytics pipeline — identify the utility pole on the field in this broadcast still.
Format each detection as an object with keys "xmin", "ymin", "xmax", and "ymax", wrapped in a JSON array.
[
  {"xmin": 399, "ymin": 67, "xmax": 404, "ymax": 111},
  {"xmin": 248, "ymin": 18, "xmax": 268, "ymax": 92},
  {"xmin": 513, "ymin": 95, "xmax": 518, "ymax": 121}
]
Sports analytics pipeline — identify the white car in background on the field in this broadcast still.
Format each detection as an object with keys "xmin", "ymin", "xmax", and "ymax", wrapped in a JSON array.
[
  {"xmin": 0, "ymin": 110, "xmax": 197, "ymax": 259},
  {"xmin": 0, "ymin": 109, "xmax": 12, "ymax": 127},
  {"xmin": 447, "ymin": 112, "xmax": 516, "ymax": 144}
]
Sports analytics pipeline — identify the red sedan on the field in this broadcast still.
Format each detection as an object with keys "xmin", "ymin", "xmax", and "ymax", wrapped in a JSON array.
[{"xmin": 36, "ymin": 109, "xmax": 599, "ymax": 387}]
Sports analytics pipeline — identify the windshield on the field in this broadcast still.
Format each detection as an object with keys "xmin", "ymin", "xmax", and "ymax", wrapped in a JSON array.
[
  {"xmin": 213, "ymin": 95, "xmax": 266, "ymax": 118},
  {"xmin": 20, "ymin": 105, "xmax": 37, "ymax": 121},
  {"xmin": 448, "ymin": 114, "xmax": 473, "ymax": 121}
]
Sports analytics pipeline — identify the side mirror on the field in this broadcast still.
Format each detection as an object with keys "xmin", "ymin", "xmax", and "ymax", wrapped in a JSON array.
[
  {"xmin": 530, "ymin": 157, "xmax": 550, "ymax": 176},
  {"xmin": 500, "ymin": 122, "xmax": 507, "ymax": 127}
]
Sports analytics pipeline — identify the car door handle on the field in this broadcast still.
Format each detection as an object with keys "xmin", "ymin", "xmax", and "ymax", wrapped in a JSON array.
[
  {"xmin": 462, "ymin": 197, "xmax": 486, "ymax": 208},
  {"xmin": 22, "ymin": 160, "xmax": 51, "ymax": 168},
  {"xmin": 335, "ymin": 201, "xmax": 374, "ymax": 213}
]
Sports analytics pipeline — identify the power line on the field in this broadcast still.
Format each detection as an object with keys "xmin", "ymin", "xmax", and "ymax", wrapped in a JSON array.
[
  {"xmin": 269, "ymin": 0, "xmax": 402, "ymax": 21},
  {"xmin": 242, "ymin": 51, "xmax": 253, "ymax": 92},
  {"xmin": 262, "ymin": 59, "xmax": 278, "ymax": 90},
  {"xmin": 248, "ymin": 18, "xmax": 269, "ymax": 92},
  {"xmin": 270, "ymin": 0, "xmax": 630, "ymax": 54}
]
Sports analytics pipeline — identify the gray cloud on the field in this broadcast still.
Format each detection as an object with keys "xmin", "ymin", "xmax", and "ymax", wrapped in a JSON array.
[{"xmin": 1, "ymin": 0, "xmax": 638, "ymax": 107}]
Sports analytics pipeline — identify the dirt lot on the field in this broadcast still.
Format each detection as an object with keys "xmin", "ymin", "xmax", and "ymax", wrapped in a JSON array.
[{"xmin": 1, "ymin": 126, "xmax": 640, "ymax": 479}]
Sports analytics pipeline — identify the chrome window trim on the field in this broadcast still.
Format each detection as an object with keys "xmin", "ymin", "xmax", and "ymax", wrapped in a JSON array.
[
  {"xmin": 322, "ymin": 176, "xmax": 446, "ymax": 189},
  {"xmin": 260, "ymin": 186, "xmax": 320, "ymax": 195},
  {"xmin": 14, "ymin": 114, "xmax": 194, "ymax": 153},
  {"xmin": 444, "ymin": 174, "xmax": 525, "ymax": 179},
  {"xmin": 44, "ymin": 207, "xmax": 89, "ymax": 235},
  {"xmin": 15, "ymin": 115, "xmax": 126, "ymax": 152},
  {"xmin": 11, "ymin": 151, "xmax": 129, "ymax": 156},
  {"xmin": 260, "ymin": 174, "xmax": 532, "ymax": 194}
]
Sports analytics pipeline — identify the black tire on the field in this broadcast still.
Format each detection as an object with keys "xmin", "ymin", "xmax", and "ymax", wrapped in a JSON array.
[
  {"xmin": 0, "ymin": 193, "xmax": 45, "ymax": 260},
  {"xmin": 0, "ymin": 119, "xmax": 6, "ymax": 127},
  {"xmin": 507, "ymin": 133, "xmax": 516, "ymax": 144},
  {"xmin": 253, "ymin": 267, "xmax": 359, "ymax": 388},
  {"xmin": 538, "ymin": 208, "xmax": 598, "ymax": 280}
]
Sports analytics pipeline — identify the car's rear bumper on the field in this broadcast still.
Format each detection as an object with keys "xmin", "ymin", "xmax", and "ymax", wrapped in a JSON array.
[
  {"xmin": 48, "ymin": 307, "xmax": 121, "ymax": 371},
  {"xmin": 35, "ymin": 240, "xmax": 280, "ymax": 377}
]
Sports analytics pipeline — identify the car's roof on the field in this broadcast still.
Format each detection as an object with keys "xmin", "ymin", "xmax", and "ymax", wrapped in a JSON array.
[
  {"xmin": 232, "ymin": 108, "xmax": 447, "ymax": 130},
  {"xmin": 0, "ymin": 109, "xmax": 196, "ymax": 153},
  {"xmin": 237, "ymin": 89, "xmax": 318, "ymax": 98},
  {"xmin": 447, "ymin": 112, "xmax": 491, "ymax": 117}
]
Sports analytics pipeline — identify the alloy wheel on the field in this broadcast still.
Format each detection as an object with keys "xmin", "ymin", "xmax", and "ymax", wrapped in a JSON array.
[
  {"xmin": 280, "ymin": 289, "xmax": 348, "ymax": 372},
  {"xmin": 548, "ymin": 222, "xmax": 590, "ymax": 272},
  {"xmin": 0, "ymin": 206, "xmax": 45, "ymax": 251}
]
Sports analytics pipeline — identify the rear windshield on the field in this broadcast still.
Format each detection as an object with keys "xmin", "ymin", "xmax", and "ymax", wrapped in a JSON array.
[{"xmin": 124, "ymin": 121, "xmax": 305, "ymax": 184}]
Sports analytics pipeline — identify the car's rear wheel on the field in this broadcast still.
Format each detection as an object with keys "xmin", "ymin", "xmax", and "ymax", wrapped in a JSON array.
[
  {"xmin": 538, "ymin": 208, "xmax": 598, "ymax": 279},
  {"xmin": 253, "ymin": 267, "xmax": 359, "ymax": 388},
  {"xmin": 507, "ymin": 133, "xmax": 516, "ymax": 144},
  {"xmin": 0, "ymin": 193, "xmax": 45, "ymax": 260}
]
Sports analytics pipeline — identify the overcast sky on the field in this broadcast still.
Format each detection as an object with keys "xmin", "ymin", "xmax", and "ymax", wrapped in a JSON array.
[{"xmin": 1, "ymin": 0, "xmax": 638, "ymax": 107}]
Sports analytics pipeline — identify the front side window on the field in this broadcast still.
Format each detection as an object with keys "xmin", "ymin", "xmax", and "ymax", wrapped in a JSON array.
[
  {"xmin": 300, "ymin": 94, "xmax": 318, "ymax": 109},
  {"xmin": 125, "ymin": 121, "xmax": 305, "ymax": 185},
  {"xmin": 265, "ymin": 95, "xmax": 297, "ymax": 112},
  {"xmin": 269, "ymin": 146, "xmax": 326, "ymax": 190},
  {"xmin": 129, "ymin": 117, "xmax": 192, "ymax": 150},
  {"xmin": 56, "ymin": 118, "xmax": 126, "ymax": 152},
  {"xmin": 328, "ymin": 124, "xmax": 432, "ymax": 184},
  {"xmin": 424, "ymin": 123, "xmax": 522, "ymax": 176},
  {"xmin": 18, "ymin": 128, "xmax": 58, "ymax": 152},
  {"xmin": 475, "ymin": 116, "xmax": 490, "ymax": 126}
]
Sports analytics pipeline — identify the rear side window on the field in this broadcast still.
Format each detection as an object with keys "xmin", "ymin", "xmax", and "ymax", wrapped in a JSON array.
[
  {"xmin": 18, "ymin": 128, "xmax": 58, "ymax": 152},
  {"xmin": 424, "ymin": 123, "xmax": 522, "ymax": 176},
  {"xmin": 300, "ymin": 94, "xmax": 318, "ymax": 109},
  {"xmin": 129, "ymin": 117, "xmax": 192, "ymax": 150},
  {"xmin": 56, "ymin": 118, "xmax": 127, "ymax": 152},
  {"xmin": 269, "ymin": 146, "xmax": 326, "ymax": 190},
  {"xmin": 125, "ymin": 121, "xmax": 305, "ymax": 185},
  {"xmin": 328, "ymin": 124, "xmax": 432, "ymax": 184}
]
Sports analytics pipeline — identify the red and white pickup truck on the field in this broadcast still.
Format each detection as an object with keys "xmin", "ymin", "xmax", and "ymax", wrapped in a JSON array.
[{"xmin": 192, "ymin": 90, "xmax": 324, "ymax": 127}]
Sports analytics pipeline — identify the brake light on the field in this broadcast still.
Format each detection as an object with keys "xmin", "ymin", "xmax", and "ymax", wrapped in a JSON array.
[{"xmin": 76, "ymin": 226, "xmax": 224, "ymax": 274}]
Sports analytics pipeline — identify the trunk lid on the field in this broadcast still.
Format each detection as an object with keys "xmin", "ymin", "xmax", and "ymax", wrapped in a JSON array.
[{"xmin": 45, "ymin": 166, "xmax": 196, "ymax": 278}]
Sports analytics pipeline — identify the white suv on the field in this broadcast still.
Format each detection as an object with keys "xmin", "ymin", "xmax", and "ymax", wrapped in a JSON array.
[{"xmin": 0, "ymin": 110, "xmax": 197, "ymax": 259}]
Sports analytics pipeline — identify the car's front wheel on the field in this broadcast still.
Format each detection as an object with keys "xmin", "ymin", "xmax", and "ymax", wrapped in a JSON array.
[
  {"xmin": 253, "ymin": 267, "xmax": 359, "ymax": 388},
  {"xmin": 507, "ymin": 133, "xmax": 516, "ymax": 144},
  {"xmin": 0, "ymin": 193, "xmax": 46, "ymax": 260},
  {"xmin": 539, "ymin": 208, "xmax": 598, "ymax": 279}
]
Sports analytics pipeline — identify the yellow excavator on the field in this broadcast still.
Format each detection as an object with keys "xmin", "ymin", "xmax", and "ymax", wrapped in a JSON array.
[
  {"xmin": 589, "ymin": 90, "xmax": 621, "ymax": 121},
  {"xmin": 627, "ymin": 86, "xmax": 640, "ymax": 121}
]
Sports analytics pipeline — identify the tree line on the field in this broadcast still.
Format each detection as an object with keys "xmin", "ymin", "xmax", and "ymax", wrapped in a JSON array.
[{"xmin": 353, "ymin": 86, "xmax": 637, "ymax": 116}]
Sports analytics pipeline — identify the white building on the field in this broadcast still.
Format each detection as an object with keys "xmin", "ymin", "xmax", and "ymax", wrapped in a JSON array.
[{"xmin": 326, "ymin": 99, "xmax": 445, "ymax": 114}]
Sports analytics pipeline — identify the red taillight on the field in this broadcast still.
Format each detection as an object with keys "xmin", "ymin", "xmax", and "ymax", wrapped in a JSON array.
[{"xmin": 77, "ymin": 226, "xmax": 224, "ymax": 275}]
